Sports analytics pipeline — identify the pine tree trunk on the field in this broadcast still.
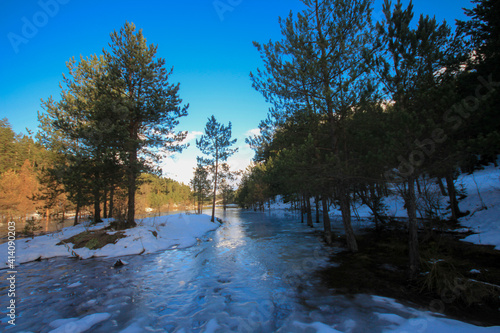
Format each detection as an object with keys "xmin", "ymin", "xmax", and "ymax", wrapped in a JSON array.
[
  {"xmin": 322, "ymin": 196, "xmax": 332, "ymax": 244},
  {"xmin": 301, "ymin": 196, "xmax": 305, "ymax": 224},
  {"xmin": 103, "ymin": 187, "xmax": 108, "ymax": 219},
  {"xmin": 108, "ymin": 186, "xmax": 114, "ymax": 218},
  {"xmin": 315, "ymin": 196, "xmax": 320, "ymax": 223},
  {"xmin": 340, "ymin": 184, "xmax": 358, "ymax": 253},
  {"xmin": 127, "ymin": 149, "xmax": 137, "ymax": 227},
  {"xmin": 437, "ymin": 178, "xmax": 447, "ymax": 196},
  {"xmin": 407, "ymin": 176, "xmax": 420, "ymax": 278},
  {"xmin": 306, "ymin": 196, "xmax": 313, "ymax": 227},
  {"xmin": 416, "ymin": 176, "xmax": 422, "ymax": 196},
  {"xmin": 211, "ymin": 157, "xmax": 218, "ymax": 222},
  {"xmin": 445, "ymin": 173, "xmax": 460, "ymax": 221},
  {"xmin": 74, "ymin": 201, "xmax": 80, "ymax": 226},
  {"xmin": 93, "ymin": 181, "xmax": 101, "ymax": 224}
]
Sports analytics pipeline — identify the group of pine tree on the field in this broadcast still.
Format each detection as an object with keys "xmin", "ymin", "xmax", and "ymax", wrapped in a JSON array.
[
  {"xmin": 237, "ymin": 0, "xmax": 499, "ymax": 277},
  {"xmin": 1, "ymin": 22, "xmax": 241, "ymax": 230},
  {"xmin": 0, "ymin": 23, "xmax": 198, "ymax": 229}
]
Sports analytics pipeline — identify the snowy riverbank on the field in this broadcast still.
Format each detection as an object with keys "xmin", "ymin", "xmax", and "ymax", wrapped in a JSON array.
[
  {"xmin": 271, "ymin": 163, "xmax": 500, "ymax": 250},
  {"xmin": 0, "ymin": 213, "xmax": 220, "ymax": 267}
]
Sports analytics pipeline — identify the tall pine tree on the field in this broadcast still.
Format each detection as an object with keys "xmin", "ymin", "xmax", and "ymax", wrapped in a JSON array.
[
  {"xmin": 100, "ymin": 22, "xmax": 189, "ymax": 226},
  {"xmin": 196, "ymin": 116, "xmax": 238, "ymax": 222}
]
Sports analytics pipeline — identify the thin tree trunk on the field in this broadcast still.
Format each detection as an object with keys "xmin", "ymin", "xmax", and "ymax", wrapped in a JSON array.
[
  {"xmin": 445, "ymin": 172, "xmax": 460, "ymax": 221},
  {"xmin": 416, "ymin": 176, "xmax": 422, "ymax": 196},
  {"xmin": 322, "ymin": 196, "xmax": 332, "ymax": 244},
  {"xmin": 301, "ymin": 196, "xmax": 305, "ymax": 224},
  {"xmin": 127, "ymin": 150, "xmax": 137, "ymax": 227},
  {"xmin": 315, "ymin": 196, "xmax": 320, "ymax": 223},
  {"xmin": 74, "ymin": 200, "xmax": 80, "ymax": 226},
  {"xmin": 103, "ymin": 187, "xmax": 108, "ymax": 219},
  {"xmin": 93, "ymin": 180, "xmax": 101, "ymax": 224},
  {"xmin": 407, "ymin": 176, "xmax": 420, "ymax": 278},
  {"xmin": 306, "ymin": 196, "xmax": 313, "ymax": 227},
  {"xmin": 340, "ymin": 184, "xmax": 358, "ymax": 252},
  {"xmin": 211, "ymin": 157, "xmax": 218, "ymax": 222},
  {"xmin": 108, "ymin": 185, "xmax": 114, "ymax": 218},
  {"xmin": 437, "ymin": 178, "xmax": 447, "ymax": 196}
]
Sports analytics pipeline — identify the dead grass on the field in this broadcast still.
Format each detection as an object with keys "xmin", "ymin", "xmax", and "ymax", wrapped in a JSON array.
[{"xmin": 57, "ymin": 230, "xmax": 126, "ymax": 250}]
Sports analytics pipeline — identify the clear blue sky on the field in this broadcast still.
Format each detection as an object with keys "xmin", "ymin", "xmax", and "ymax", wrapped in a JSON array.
[{"xmin": 0, "ymin": 0, "xmax": 471, "ymax": 183}]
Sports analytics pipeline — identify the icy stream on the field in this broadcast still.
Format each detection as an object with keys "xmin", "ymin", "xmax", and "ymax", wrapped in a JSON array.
[{"xmin": 0, "ymin": 210, "xmax": 472, "ymax": 332}]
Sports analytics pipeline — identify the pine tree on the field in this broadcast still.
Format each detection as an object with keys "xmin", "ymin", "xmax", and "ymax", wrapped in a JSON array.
[
  {"xmin": 250, "ymin": 0, "xmax": 375, "ymax": 252},
  {"xmin": 196, "ymin": 116, "xmax": 238, "ymax": 222},
  {"xmin": 102, "ymin": 22, "xmax": 189, "ymax": 226},
  {"xmin": 218, "ymin": 163, "xmax": 240, "ymax": 211},
  {"xmin": 375, "ymin": 0, "xmax": 454, "ymax": 277},
  {"xmin": 0, "ymin": 119, "xmax": 18, "ymax": 174},
  {"xmin": 38, "ymin": 55, "xmax": 114, "ymax": 224},
  {"xmin": 190, "ymin": 162, "xmax": 211, "ymax": 214}
]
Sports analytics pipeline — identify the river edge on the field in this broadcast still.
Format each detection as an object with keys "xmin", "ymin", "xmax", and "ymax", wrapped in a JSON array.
[{"xmin": 317, "ymin": 225, "xmax": 500, "ymax": 327}]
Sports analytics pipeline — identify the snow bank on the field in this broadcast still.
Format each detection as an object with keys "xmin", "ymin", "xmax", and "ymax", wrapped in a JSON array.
[
  {"xmin": 455, "ymin": 165, "xmax": 500, "ymax": 249},
  {"xmin": 0, "ymin": 213, "xmax": 219, "ymax": 267}
]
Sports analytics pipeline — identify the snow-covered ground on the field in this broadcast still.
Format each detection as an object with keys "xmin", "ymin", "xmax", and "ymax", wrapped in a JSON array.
[
  {"xmin": 455, "ymin": 165, "xmax": 500, "ymax": 249},
  {"xmin": 0, "ymin": 213, "xmax": 220, "ymax": 266}
]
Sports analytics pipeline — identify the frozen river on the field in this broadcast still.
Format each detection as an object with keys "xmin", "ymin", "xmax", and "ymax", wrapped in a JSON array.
[{"xmin": 0, "ymin": 209, "xmax": 482, "ymax": 332}]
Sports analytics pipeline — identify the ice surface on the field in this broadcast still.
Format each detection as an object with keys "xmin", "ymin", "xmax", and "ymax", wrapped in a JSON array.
[{"xmin": 0, "ymin": 210, "xmax": 498, "ymax": 332}]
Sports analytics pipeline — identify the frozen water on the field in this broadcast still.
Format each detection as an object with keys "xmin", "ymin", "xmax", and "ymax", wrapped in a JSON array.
[{"xmin": 1, "ymin": 209, "xmax": 497, "ymax": 332}]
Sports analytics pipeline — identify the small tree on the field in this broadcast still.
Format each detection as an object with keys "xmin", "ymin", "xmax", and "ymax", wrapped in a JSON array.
[
  {"xmin": 190, "ymin": 161, "xmax": 211, "ymax": 214},
  {"xmin": 196, "ymin": 116, "xmax": 238, "ymax": 222},
  {"xmin": 218, "ymin": 163, "xmax": 240, "ymax": 211}
]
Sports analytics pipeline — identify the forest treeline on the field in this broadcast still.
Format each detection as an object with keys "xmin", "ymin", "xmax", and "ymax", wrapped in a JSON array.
[
  {"xmin": 0, "ymin": 119, "xmax": 192, "ymax": 225},
  {"xmin": 236, "ymin": 0, "xmax": 500, "ymax": 276}
]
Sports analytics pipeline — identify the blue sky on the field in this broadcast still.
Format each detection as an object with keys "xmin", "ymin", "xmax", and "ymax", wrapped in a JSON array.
[{"xmin": 0, "ymin": 0, "xmax": 471, "ymax": 183}]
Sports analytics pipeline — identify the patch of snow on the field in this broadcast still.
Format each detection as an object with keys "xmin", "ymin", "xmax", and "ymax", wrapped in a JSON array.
[
  {"xmin": 48, "ymin": 313, "xmax": 110, "ymax": 333},
  {"xmin": 456, "ymin": 165, "xmax": 500, "ymax": 250},
  {"xmin": 375, "ymin": 313, "xmax": 407, "ymax": 325},
  {"xmin": 119, "ymin": 322, "xmax": 144, "ymax": 333},
  {"xmin": 203, "ymin": 318, "xmax": 221, "ymax": 333},
  {"xmin": 49, "ymin": 317, "xmax": 78, "ymax": 328},
  {"xmin": 371, "ymin": 296, "xmax": 406, "ymax": 309},
  {"xmin": 292, "ymin": 321, "xmax": 343, "ymax": 332}
]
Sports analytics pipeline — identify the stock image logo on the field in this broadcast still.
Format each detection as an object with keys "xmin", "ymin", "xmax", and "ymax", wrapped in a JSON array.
[{"xmin": 7, "ymin": 0, "xmax": 70, "ymax": 54}]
